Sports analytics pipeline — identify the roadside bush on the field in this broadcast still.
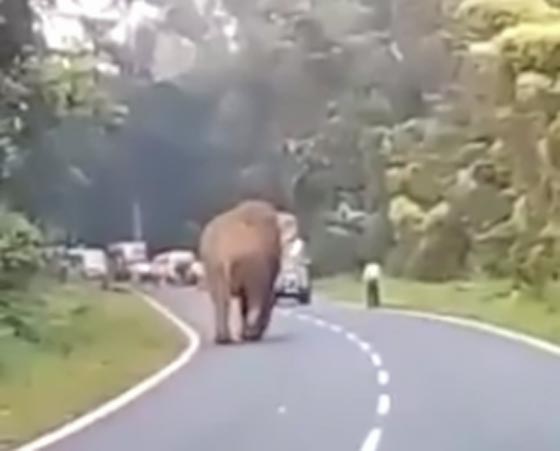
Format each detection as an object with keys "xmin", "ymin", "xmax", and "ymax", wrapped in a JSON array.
[
  {"xmin": 0, "ymin": 281, "xmax": 93, "ymax": 352},
  {"xmin": 0, "ymin": 208, "xmax": 43, "ymax": 290},
  {"xmin": 0, "ymin": 208, "xmax": 47, "ymax": 344}
]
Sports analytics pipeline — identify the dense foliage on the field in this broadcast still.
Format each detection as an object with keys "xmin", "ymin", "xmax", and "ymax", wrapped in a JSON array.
[
  {"xmin": 0, "ymin": 0, "xmax": 120, "ymax": 344},
  {"xmin": 3, "ymin": 0, "xmax": 560, "ymax": 299},
  {"xmin": 0, "ymin": 208, "xmax": 42, "ymax": 289},
  {"xmin": 456, "ymin": 0, "xmax": 560, "ymax": 38}
]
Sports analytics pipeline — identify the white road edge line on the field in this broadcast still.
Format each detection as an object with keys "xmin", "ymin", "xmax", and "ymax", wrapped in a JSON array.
[
  {"xmin": 377, "ymin": 370, "xmax": 390, "ymax": 386},
  {"xmin": 377, "ymin": 308, "xmax": 560, "ymax": 357},
  {"xmin": 377, "ymin": 394, "xmax": 391, "ymax": 416},
  {"xmin": 360, "ymin": 428, "xmax": 382, "ymax": 451},
  {"xmin": 328, "ymin": 297, "xmax": 560, "ymax": 357},
  {"xmin": 16, "ymin": 291, "xmax": 201, "ymax": 451}
]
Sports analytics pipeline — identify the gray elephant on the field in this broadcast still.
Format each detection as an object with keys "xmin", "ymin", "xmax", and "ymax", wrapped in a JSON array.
[{"xmin": 199, "ymin": 200, "xmax": 282, "ymax": 344}]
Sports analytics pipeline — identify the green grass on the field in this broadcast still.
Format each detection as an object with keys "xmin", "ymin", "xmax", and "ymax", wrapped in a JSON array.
[
  {"xmin": 0, "ymin": 283, "xmax": 185, "ymax": 449},
  {"xmin": 318, "ymin": 274, "xmax": 560, "ymax": 345}
]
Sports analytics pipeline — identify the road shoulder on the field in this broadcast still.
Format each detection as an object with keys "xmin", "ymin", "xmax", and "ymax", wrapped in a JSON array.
[
  {"xmin": 318, "ymin": 275, "xmax": 560, "ymax": 357},
  {"xmin": 14, "ymin": 289, "xmax": 200, "ymax": 451}
]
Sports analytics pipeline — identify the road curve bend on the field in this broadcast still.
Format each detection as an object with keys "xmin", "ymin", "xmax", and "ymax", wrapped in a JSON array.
[{"xmin": 34, "ymin": 287, "xmax": 560, "ymax": 451}]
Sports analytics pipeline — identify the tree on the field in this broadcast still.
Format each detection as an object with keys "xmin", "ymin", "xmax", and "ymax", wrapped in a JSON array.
[
  {"xmin": 211, "ymin": 1, "xmax": 397, "ymax": 268},
  {"xmin": 0, "ymin": 0, "xmax": 128, "ymax": 243}
]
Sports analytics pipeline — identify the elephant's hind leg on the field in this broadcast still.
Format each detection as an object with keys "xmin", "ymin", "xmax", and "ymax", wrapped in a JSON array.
[
  {"xmin": 241, "ymin": 305, "xmax": 262, "ymax": 341},
  {"xmin": 207, "ymin": 265, "xmax": 233, "ymax": 344},
  {"xmin": 241, "ymin": 286, "xmax": 273, "ymax": 342},
  {"xmin": 215, "ymin": 297, "xmax": 232, "ymax": 344}
]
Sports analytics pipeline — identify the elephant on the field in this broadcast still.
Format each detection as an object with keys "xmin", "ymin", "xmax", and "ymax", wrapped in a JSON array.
[{"xmin": 199, "ymin": 200, "xmax": 282, "ymax": 344}]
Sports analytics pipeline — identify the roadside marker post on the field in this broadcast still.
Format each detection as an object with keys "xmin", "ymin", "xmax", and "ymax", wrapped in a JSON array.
[{"xmin": 362, "ymin": 262, "xmax": 381, "ymax": 309}]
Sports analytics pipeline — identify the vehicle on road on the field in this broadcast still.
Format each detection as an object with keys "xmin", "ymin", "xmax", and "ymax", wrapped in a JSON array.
[
  {"xmin": 187, "ymin": 259, "xmax": 205, "ymax": 286},
  {"xmin": 107, "ymin": 241, "xmax": 148, "ymax": 281},
  {"xmin": 274, "ymin": 212, "xmax": 312, "ymax": 304},
  {"xmin": 128, "ymin": 260, "xmax": 160, "ymax": 284},
  {"xmin": 274, "ymin": 258, "xmax": 311, "ymax": 304},
  {"xmin": 152, "ymin": 250, "xmax": 195, "ymax": 285},
  {"xmin": 66, "ymin": 247, "xmax": 108, "ymax": 280}
]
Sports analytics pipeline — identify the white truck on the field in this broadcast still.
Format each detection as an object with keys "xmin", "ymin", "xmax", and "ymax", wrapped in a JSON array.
[
  {"xmin": 107, "ymin": 241, "xmax": 149, "ymax": 282},
  {"xmin": 65, "ymin": 247, "xmax": 109, "ymax": 280}
]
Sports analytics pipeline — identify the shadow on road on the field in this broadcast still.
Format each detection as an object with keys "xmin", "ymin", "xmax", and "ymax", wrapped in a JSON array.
[{"xmin": 147, "ymin": 285, "xmax": 301, "ymax": 347}]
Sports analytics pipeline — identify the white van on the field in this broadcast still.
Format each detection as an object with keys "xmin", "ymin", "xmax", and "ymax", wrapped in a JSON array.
[
  {"xmin": 108, "ymin": 241, "xmax": 147, "ymax": 264},
  {"xmin": 66, "ymin": 247, "xmax": 108, "ymax": 279}
]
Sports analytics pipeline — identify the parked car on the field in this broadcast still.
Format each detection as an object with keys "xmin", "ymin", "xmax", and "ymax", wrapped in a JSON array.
[
  {"xmin": 129, "ymin": 260, "xmax": 159, "ymax": 284},
  {"xmin": 152, "ymin": 250, "xmax": 195, "ymax": 285},
  {"xmin": 187, "ymin": 259, "xmax": 205, "ymax": 287}
]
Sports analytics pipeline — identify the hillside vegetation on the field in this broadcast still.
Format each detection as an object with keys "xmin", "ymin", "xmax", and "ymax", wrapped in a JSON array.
[{"xmin": 362, "ymin": 0, "xmax": 560, "ymax": 298}]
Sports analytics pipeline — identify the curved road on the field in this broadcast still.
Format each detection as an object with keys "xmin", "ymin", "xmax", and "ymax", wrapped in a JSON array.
[{"xmin": 41, "ymin": 287, "xmax": 560, "ymax": 451}]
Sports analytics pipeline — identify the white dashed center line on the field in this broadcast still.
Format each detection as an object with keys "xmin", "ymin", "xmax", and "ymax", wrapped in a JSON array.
[
  {"xmin": 296, "ymin": 313, "xmax": 312, "ymax": 322},
  {"xmin": 360, "ymin": 428, "xmax": 382, "ymax": 451},
  {"xmin": 358, "ymin": 341, "xmax": 372, "ymax": 353},
  {"xmin": 377, "ymin": 394, "xmax": 391, "ymax": 416},
  {"xmin": 370, "ymin": 353, "xmax": 382, "ymax": 368},
  {"xmin": 313, "ymin": 318, "xmax": 327, "ymax": 328},
  {"xmin": 377, "ymin": 370, "xmax": 390, "ymax": 386},
  {"xmin": 329, "ymin": 323, "xmax": 343, "ymax": 334},
  {"xmin": 285, "ymin": 309, "xmax": 391, "ymax": 451}
]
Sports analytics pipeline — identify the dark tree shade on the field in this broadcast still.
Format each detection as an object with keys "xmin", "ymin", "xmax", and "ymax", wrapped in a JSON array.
[{"xmin": 0, "ymin": 0, "xmax": 32, "ymax": 67}]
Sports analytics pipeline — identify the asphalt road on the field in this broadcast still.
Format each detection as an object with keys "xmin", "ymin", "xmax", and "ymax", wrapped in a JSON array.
[{"xmin": 43, "ymin": 286, "xmax": 560, "ymax": 451}]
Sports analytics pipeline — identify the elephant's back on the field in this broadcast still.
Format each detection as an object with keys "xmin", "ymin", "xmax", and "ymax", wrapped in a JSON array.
[{"xmin": 199, "ymin": 200, "xmax": 282, "ymax": 269}]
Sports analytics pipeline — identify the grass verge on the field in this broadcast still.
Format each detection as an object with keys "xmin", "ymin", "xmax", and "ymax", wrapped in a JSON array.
[
  {"xmin": 0, "ymin": 283, "xmax": 185, "ymax": 449},
  {"xmin": 317, "ymin": 274, "xmax": 560, "ymax": 345}
]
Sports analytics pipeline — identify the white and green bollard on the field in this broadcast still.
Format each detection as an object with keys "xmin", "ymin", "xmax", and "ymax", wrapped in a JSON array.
[{"xmin": 362, "ymin": 262, "xmax": 381, "ymax": 309}]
